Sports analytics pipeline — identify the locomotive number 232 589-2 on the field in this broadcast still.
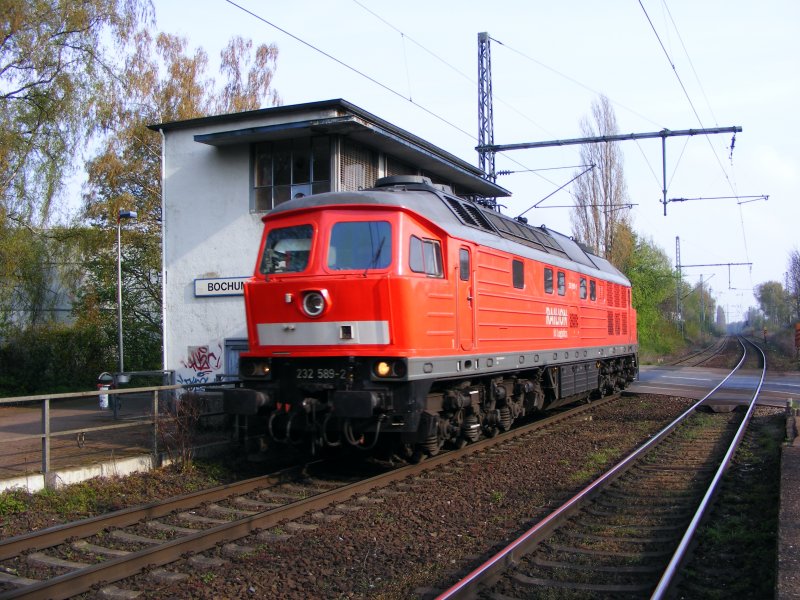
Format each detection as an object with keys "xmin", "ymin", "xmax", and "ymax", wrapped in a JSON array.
[{"xmin": 295, "ymin": 367, "xmax": 347, "ymax": 380}]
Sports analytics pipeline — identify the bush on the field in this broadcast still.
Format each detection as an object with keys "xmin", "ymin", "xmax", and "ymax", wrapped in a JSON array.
[{"xmin": 0, "ymin": 321, "xmax": 116, "ymax": 396}]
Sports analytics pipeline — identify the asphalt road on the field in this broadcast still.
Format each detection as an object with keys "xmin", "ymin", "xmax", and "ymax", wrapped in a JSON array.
[{"xmin": 630, "ymin": 365, "xmax": 800, "ymax": 408}]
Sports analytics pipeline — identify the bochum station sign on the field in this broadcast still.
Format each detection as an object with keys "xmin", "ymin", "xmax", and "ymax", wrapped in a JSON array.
[{"xmin": 194, "ymin": 277, "xmax": 249, "ymax": 297}]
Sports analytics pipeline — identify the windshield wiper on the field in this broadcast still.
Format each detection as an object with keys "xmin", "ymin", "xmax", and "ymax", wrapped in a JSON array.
[{"xmin": 363, "ymin": 236, "xmax": 386, "ymax": 275}]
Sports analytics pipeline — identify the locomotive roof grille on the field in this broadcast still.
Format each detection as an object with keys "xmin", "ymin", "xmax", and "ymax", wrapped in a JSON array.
[
  {"xmin": 267, "ymin": 176, "xmax": 627, "ymax": 284},
  {"xmin": 444, "ymin": 194, "xmax": 572, "ymax": 260}
]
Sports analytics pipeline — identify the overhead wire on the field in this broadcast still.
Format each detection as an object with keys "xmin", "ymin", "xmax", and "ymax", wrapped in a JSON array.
[
  {"xmin": 640, "ymin": 0, "xmax": 752, "ymax": 284},
  {"xmin": 222, "ymin": 0, "xmax": 476, "ymax": 141},
  {"xmin": 349, "ymin": 0, "xmax": 566, "ymax": 191},
  {"xmin": 660, "ymin": 0, "xmax": 719, "ymax": 126},
  {"xmin": 637, "ymin": 0, "xmax": 738, "ymax": 198},
  {"xmin": 490, "ymin": 36, "xmax": 665, "ymax": 130},
  {"xmin": 487, "ymin": 35, "xmax": 666, "ymax": 204}
]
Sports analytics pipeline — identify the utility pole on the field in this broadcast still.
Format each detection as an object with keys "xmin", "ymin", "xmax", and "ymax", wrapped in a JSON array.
[
  {"xmin": 477, "ymin": 32, "xmax": 495, "ymax": 186},
  {"xmin": 676, "ymin": 236, "xmax": 750, "ymax": 337},
  {"xmin": 476, "ymin": 126, "xmax": 742, "ymax": 215},
  {"xmin": 676, "ymin": 236, "xmax": 682, "ymax": 337}
]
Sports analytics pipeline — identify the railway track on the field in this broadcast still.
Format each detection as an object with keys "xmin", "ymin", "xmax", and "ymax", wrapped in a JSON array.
[
  {"xmin": 670, "ymin": 336, "xmax": 734, "ymax": 367},
  {"xmin": 0, "ymin": 395, "xmax": 625, "ymax": 600},
  {"xmin": 436, "ymin": 336, "xmax": 766, "ymax": 599}
]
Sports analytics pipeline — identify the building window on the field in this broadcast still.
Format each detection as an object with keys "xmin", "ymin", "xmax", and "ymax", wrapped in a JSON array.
[
  {"xmin": 512, "ymin": 259, "xmax": 524, "ymax": 289},
  {"xmin": 386, "ymin": 155, "xmax": 417, "ymax": 178},
  {"xmin": 340, "ymin": 138, "xmax": 378, "ymax": 191},
  {"xmin": 409, "ymin": 236, "xmax": 443, "ymax": 277},
  {"xmin": 557, "ymin": 271, "xmax": 566, "ymax": 296},
  {"xmin": 253, "ymin": 137, "xmax": 331, "ymax": 211},
  {"xmin": 544, "ymin": 268, "xmax": 553, "ymax": 294}
]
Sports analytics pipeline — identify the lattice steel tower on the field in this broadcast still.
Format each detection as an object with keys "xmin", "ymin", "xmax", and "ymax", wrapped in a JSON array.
[{"xmin": 477, "ymin": 32, "xmax": 495, "ymax": 185}]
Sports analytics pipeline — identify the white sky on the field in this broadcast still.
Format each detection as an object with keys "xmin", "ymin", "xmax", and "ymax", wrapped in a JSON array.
[{"xmin": 153, "ymin": 0, "xmax": 800, "ymax": 323}]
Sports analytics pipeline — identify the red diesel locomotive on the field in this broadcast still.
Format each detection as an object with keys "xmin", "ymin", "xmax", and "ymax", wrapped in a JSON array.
[{"xmin": 224, "ymin": 175, "xmax": 638, "ymax": 456}]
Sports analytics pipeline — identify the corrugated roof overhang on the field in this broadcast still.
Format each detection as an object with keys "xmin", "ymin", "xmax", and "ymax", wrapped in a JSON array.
[{"xmin": 150, "ymin": 99, "xmax": 510, "ymax": 199}]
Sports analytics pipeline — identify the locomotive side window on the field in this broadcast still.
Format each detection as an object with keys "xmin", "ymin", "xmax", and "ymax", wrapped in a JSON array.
[
  {"xmin": 512, "ymin": 259, "xmax": 524, "ymax": 289},
  {"xmin": 557, "ymin": 271, "xmax": 566, "ymax": 296},
  {"xmin": 590, "ymin": 280, "xmax": 597, "ymax": 301},
  {"xmin": 328, "ymin": 221, "xmax": 391, "ymax": 271},
  {"xmin": 544, "ymin": 268, "xmax": 553, "ymax": 294},
  {"xmin": 260, "ymin": 225, "xmax": 313, "ymax": 274},
  {"xmin": 459, "ymin": 248, "xmax": 470, "ymax": 281},
  {"xmin": 409, "ymin": 235, "xmax": 443, "ymax": 277},
  {"xmin": 580, "ymin": 278, "xmax": 587, "ymax": 299}
]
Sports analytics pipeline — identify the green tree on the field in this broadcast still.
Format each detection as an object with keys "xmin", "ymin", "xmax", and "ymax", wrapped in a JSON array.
[
  {"xmin": 755, "ymin": 281, "xmax": 790, "ymax": 328},
  {"xmin": 77, "ymin": 32, "xmax": 280, "ymax": 372},
  {"xmin": 1, "ymin": 0, "xmax": 151, "ymax": 342},
  {"xmin": 716, "ymin": 305, "xmax": 726, "ymax": 331},
  {"xmin": 0, "ymin": 0, "xmax": 151, "ymax": 225},
  {"xmin": 624, "ymin": 234, "xmax": 681, "ymax": 354}
]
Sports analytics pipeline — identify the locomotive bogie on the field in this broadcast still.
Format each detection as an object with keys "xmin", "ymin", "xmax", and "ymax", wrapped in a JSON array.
[{"xmin": 225, "ymin": 176, "xmax": 639, "ymax": 456}]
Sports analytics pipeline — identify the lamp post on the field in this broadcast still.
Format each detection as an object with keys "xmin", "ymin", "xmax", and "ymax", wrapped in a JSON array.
[{"xmin": 117, "ymin": 209, "xmax": 137, "ymax": 374}]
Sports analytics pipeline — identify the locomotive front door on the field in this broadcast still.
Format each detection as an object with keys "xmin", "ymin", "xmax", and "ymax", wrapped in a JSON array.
[{"xmin": 457, "ymin": 247, "xmax": 474, "ymax": 351}]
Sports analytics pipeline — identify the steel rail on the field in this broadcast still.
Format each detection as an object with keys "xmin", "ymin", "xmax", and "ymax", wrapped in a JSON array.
[
  {"xmin": 435, "ymin": 341, "xmax": 752, "ymax": 599},
  {"xmin": 0, "ymin": 396, "xmax": 620, "ymax": 600},
  {"xmin": 671, "ymin": 335, "xmax": 730, "ymax": 367},
  {"xmin": 0, "ymin": 465, "xmax": 310, "ymax": 561},
  {"xmin": 650, "ymin": 336, "xmax": 766, "ymax": 599}
]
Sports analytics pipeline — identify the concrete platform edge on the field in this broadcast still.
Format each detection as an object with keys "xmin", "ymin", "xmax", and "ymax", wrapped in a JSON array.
[{"xmin": 0, "ymin": 440, "xmax": 232, "ymax": 493}]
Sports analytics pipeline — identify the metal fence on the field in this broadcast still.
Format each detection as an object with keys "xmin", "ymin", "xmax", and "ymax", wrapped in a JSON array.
[{"xmin": 0, "ymin": 373, "xmax": 238, "ymax": 481}]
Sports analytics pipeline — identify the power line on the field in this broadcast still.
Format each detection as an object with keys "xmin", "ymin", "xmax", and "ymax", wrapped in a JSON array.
[
  {"xmin": 490, "ymin": 36, "xmax": 664, "ymax": 130},
  {"xmin": 638, "ymin": 0, "xmax": 739, "ymax": 200},
  {"xmin": 350, "ymin": 5, "xmax": 558, "ymax": 181},
  {"xmin": 222, "ymin": 0, "xmax": 476, "ymax": 141},
  {"xmin": 660, "ymin": 0, "xmax": 720, "ymax": 126}
]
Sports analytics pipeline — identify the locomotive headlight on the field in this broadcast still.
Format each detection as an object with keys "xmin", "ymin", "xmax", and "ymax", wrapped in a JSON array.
[
  {"xmin": 240, "ymin": 358, "xmax": 272, "ymax": 379},
  {"xmin": 302, "ymin": 291, "xmax": 325, "ymax": 317},
  {"xmin": 373, "ymin": 359, "xmax": 407, "ymax": 379}
]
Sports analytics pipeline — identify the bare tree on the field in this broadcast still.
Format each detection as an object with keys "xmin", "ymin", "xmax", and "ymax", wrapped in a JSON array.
[
  {"xmin": 787, "ymin": 248, "xmax": 800, "ymax": 322},
  {"xmin": 571, "ymin": 95, "xmax": 631, "ymax": 266}
]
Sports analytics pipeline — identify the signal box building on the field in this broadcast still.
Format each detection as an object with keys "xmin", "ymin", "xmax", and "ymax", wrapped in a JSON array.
[{"xmin": 151, "ymin": 99, "xmax": 509, "ymax": 384}]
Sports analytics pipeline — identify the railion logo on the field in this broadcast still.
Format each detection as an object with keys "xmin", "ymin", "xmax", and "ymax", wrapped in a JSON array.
[{"xmin": 545, "ymin": 306, "xmax": 568, "ymax": 327}]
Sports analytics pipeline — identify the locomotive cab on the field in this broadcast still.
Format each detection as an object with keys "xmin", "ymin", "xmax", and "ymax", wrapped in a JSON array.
[{"xmin": 225, "ymin": 178, "xmax": 449, "ymax": 452}]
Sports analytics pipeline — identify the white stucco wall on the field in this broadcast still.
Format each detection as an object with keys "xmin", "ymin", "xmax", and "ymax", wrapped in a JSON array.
[{"xmin": 161, "ymin": 121, "xmax": 265, "ymax": 384}]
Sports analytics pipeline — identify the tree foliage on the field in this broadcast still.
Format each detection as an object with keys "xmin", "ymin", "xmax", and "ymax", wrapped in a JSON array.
[
  {"xmin": 755, "ymin": 280, "xmax": 791, "ymax": 328},
  {"xmin": 77, "ymin": 31, "xmax": 281, "ymax": 373},
  {"xmin": 0, "ymin": 0, "xmax": 151, "ymax": 225},
  {"xmin": 1, "ymin": 3, "xmax": 280, "ymax": 392},
  {"xmin": 787, "ymin": 248, "xmax": 800, "ymax": 322},
  {"xmin": 570, "ymin": 95, "xmax": 632, "ymax": 268},
  {"xmin": 624, "ymin": 234, "xmax": 681, "ymax": 354}
]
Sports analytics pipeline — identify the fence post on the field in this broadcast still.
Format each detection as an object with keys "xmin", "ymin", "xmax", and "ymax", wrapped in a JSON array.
[
  {"xmin": 41, "ymin": 397, "xmax": 50, "ymax": 475},
  {"xmin": 152, "ymin": 389, "xmax": 160, "ymax": 467}
]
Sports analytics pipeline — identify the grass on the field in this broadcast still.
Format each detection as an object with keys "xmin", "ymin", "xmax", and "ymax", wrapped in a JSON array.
[{"xmin": 570, "ymin": 448, "xmax": 618, "ymax": 483}]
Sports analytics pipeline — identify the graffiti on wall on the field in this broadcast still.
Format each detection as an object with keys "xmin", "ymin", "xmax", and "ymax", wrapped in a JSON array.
[{"xmin": 178, "ymin": 343, "xmax": 222, "ymax": 385}]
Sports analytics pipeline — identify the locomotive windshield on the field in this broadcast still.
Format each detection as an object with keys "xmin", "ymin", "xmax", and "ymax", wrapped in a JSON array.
[
  {"xmin": 328, "ymin": 221, "xmax": 391, "ymax": 271},
  {"xmin": 260, "ymin": 224, "xmax": 313, "ymax": 274}
]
